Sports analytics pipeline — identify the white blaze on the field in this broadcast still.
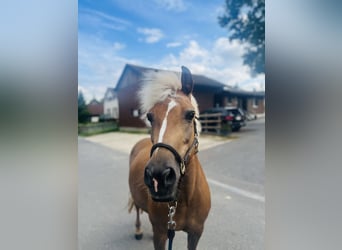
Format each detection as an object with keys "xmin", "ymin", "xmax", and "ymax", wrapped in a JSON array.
[{"xmin": 158, "ymin": 99, "xmax": 177, "ymax": 143}]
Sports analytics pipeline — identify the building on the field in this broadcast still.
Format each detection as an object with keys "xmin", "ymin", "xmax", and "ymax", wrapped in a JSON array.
[
  {"xmin": 115, "ymin": 64, "xmax": 265, "ymax": 128},
  {"xmin": 103, "ymin": 87, "xmax": 119, "ymax": 120},
  {"xmin": 87, "ymin": 98, "xmax": 104, "ymax": 123},
  {"xmin": 190, "ymin": 75, "xmax": 265, "ymax": 114}
]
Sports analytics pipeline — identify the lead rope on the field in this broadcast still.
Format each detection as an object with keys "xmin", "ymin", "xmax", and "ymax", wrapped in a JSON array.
[{"xmin": 167, "ymin": 201, "xmax": 177, "ymax": 250}]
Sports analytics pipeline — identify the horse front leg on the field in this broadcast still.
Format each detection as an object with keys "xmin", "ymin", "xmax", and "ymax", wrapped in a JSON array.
[
  {"xmin": 152, "ymin": 225, "xmax": 168, "ymax": 250},
  {"xmin": 187, "ymin": 228, "xmax": 203, "ymax": 250}
]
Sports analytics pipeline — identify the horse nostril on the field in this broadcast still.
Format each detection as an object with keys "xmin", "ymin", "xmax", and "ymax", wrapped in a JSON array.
[
  {"xmin": 162, "ymin": 168, "xmax": 171, "ymax": 178},
  {"xmin": 162, "ymin": 167, "xmax": 176, "ymax": 186},
  {"xmin": 144, "ymin": 167, "xmax": 153, "ymax": 187}
]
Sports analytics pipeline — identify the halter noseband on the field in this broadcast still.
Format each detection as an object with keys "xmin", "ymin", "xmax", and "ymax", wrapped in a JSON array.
[{"xmin": 149, "ymin": 120, "xmax": 199, "ymax": 175}]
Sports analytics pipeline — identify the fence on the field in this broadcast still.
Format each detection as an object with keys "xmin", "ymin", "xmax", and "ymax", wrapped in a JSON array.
[
  {"xmin": 199, "ymin": 113, "xmax": 231, "ymax": 135},
  {"xmin": 78, "ymin": 121, "xmax": 118, "ymax": 135}
]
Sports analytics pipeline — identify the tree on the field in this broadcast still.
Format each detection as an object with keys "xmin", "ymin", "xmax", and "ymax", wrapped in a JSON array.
[
  {"xmin": 218, "ymin": 0, "xmax": 265, "ymax": 76},
  {"xmin": 78, "ymin": 91, "xmax": 89, "ymax": 123}
]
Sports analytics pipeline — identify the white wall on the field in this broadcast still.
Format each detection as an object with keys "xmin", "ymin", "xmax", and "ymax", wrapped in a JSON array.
[{"xmin": 104, "ymin": 98, "xmax": 119, "ymax": 119}]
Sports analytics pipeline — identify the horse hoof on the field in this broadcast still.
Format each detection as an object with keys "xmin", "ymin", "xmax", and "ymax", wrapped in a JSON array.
[{"xmin": 135, "ymin": 233, "xmax": 143, "ymax": 240}]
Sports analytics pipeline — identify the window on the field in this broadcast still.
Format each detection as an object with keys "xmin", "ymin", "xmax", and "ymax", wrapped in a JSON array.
[{"xmin": 132, "ymin": 109, "xmax": 140, "ymax": 117}]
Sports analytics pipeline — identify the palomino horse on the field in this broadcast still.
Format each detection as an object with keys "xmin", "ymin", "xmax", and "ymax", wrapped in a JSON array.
[{"xmin": 128, "ymin": 66, "xmax": 211, "ymax": 250}]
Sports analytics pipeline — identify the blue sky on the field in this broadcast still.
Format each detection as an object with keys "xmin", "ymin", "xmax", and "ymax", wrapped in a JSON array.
[{"xmin": 78, "ymin": 0, "xmax": 265, "ymax": 103}]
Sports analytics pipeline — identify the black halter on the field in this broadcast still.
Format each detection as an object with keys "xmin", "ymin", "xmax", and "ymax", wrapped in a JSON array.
[{"xmin": 149, "ymin": 120, "xmax": 199, "ymax": 175}]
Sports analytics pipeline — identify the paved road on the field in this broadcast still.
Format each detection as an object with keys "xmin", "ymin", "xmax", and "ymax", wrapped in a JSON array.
[
  {"xmin": 79, "ymin": 118, "xmax": 264, "ymax": 250},
  {"xmin": 202, "ymin": 118, "xmax": 265, "ymax": 196}
]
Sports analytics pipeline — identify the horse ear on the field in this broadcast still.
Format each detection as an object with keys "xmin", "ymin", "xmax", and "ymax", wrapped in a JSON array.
[{"xmin": 181, "ymin": 66, "xmax": 194, "ymax": 96}]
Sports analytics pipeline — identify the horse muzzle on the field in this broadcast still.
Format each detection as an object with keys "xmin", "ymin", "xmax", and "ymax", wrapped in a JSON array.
[{"xmin": 144, "ymin": 164, "xmax": 179, "ymax": 202}]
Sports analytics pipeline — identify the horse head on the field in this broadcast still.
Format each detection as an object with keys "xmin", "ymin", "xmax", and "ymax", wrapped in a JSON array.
[{"xmin": 142, "ymin": 66, "xmax": 199, "ymax": 202}]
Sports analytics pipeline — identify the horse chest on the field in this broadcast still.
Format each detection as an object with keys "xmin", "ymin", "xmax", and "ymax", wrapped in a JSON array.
[{"xmin": 171, "ymin": 204, "xmax": 200, "ymax": 231}]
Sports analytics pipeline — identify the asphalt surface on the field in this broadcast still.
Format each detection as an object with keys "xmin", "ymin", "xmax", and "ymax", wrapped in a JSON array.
[{"xmin": 79, "ymin": 118, "xmax": 264, "ymax": 250}]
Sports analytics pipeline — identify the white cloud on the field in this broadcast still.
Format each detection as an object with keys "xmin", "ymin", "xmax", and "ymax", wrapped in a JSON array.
[
  {"xmin": 112, "ymin": 42, "xmax": 126, "ymax": 50},
  {"xmin": 78, "ymin": 85, "xmax": 107, "ymax": 104},
  {"xmin": 158, "ymin": 37, "xmax": 265, "ymax": 91},
  {"xmin": 166, "ymin": 42, "xmax": 182, "ymax": 48},
  {"xmin": 180, "ymin": 40, "xmax": 209, "ymax": 59},
  {"xmin": 79, "ymin": 8, "xmax": 131, "ymax": 31},
  {"xmin": 154, "ymin": 0, "xmax": 186, "ymax": 12},
  {"xmin": 239, "ymin": 75, "xmax": 265, "ymax": 91},
  {"xmin": 137, "ymin": 28, "xmax": 164, "ymax": 43}
]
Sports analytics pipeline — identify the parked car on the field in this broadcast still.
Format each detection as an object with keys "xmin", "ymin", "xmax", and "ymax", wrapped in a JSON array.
[{"xmin": 200, "ymin": 106, "xmax": 246, "ymax": 132}]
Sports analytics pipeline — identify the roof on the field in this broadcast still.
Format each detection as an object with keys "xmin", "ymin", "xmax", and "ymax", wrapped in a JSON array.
[
  {"xmin": 104, "ymin": 87, "xmax": 117, "ymax": 99},
  {"xmin": 192, "ymin": 74, "xmax": 226, "ymax": 89},
  {"xmin": 115, "ymin": 64, "xmax": 264, "ymax": 97},
  {"xmin": 115, "ymin": 64, "xmax": 167, "ymax": 91},
  {"xmin": 115, "ymin": 64, "xmax": 226, "ymax": 90},
  {"xmin": 223, "ymin": 86, "xmax": 265, "ymax": 97},
  {"xmin": 88, "ymin": 98, "xmax": 101, "ymax": 105},
  {"xmin": 105, "ymin": 87, "xmax": 116, "ymax": 94}
]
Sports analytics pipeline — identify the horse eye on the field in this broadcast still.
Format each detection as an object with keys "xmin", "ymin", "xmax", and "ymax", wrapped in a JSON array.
[
  {"xmin": 185, "ymin": 110, "xmax": 195, "ymax": 121},
  {"xmin": 146, "ymin": 112, "xmax": 154, "ymax": 123}
]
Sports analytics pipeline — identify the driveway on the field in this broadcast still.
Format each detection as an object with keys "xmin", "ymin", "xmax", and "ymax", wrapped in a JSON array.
[{"xmin": 83, "ymin": 131, "xmax": 233, "ymax": 154}]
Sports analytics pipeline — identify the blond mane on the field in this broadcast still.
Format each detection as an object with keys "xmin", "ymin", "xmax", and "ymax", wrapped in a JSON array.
[{"xmin": 138, "ymin": 69, "xmax": 201, "ymax": 133}]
